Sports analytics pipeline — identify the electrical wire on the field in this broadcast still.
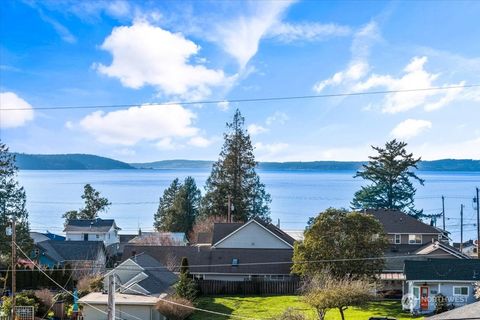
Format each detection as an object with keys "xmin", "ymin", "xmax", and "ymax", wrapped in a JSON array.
[{"xmin": 1, "ymin": 84, "xmax": 479, "ymax": 111}]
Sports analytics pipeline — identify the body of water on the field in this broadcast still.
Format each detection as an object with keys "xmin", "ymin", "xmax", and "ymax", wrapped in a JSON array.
[{"xmin": 18, "ymin": 169, "xmax": 479, "ymax": 242}]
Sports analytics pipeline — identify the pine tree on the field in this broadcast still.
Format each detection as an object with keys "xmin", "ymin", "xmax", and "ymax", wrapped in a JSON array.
[
  {"xmin": 351, "ymin": 139, "xmax": 425, "ymax": 217},
  {"xmin": 62, "ymin": 184, "xmax": 111, "ymax": 222},
  {"xmin": 175, "ymin": 257, "xmax": 198, "ymax": 302},
  {"xmin": 0, "ymin": 142, "xmax": 33, "ymax": 265},
  {"xmin": 201, "ymin": 109, "xmax": 271, "ymax": 222}
]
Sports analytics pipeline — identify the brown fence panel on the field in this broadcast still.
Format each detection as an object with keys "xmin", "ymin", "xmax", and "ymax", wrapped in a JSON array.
[
  {"xmin": 197, "ymin": 279, "xmax": 301, "ymax": 295},
  {"xmin": 52, "ymin": 301, "xmax": 65, "ymax": 319}
]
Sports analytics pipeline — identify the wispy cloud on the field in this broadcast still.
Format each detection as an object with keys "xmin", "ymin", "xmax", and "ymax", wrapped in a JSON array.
[
  {"xmin": 267, "ymin": 22, "xmax": 351, "ymax": 43},
  {"xmin": 391, "ymin": 119, "xmax": 432, "ymax": 140}
]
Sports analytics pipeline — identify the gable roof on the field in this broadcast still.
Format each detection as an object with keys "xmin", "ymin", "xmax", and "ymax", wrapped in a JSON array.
[
  {"xmin": 212, "ymin": 219, "xmax": 296, "ymax": 248},
  {"xmin": 404, "ymin": 259, "xmax": 480, "ymax": 281},
  {"xmin": 366, "ymin": 209, "xmax": 441, "ymax": 234},
  {"xmin": 122, "ymin": 245, "xmax": 293, "ymax": 275},
  {"xmin": 37, "ymin": 240, "xmax": 104, "ymax": 263},
  {"xmin": 129, "ymin": 253, "xmax": 178, "ymax": 295},
  {"xmin": 211, "ymin": 223, "xmax": 243, "ymax": 244},
  {"xmin": 64, "ymin": 218, "xmax": 120, "ymax": 232},
  {"xmin": 414, "ymin": 241, "xmax": 471, "ymax": 259}
]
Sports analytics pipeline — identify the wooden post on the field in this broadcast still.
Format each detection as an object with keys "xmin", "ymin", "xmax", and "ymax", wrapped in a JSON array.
[
  {"xmin": 476, "ymin": 187, "xmax": 480, "ymax": 259},
  {"xmin": 11, "ymin": 216, "xmax": 16, "ymax": 320},
  {"xmin": 107, "ymin": 274, "xmax": 115, "ymax": 320},
  {"xmin": 460, "ymin": 204, "xmax": 464, "ymax": 252}
]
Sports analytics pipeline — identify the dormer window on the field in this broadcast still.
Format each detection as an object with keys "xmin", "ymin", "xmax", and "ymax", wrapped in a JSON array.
[{"xmin": 232, "ymin": 258, "xmax": 239, "ymax": 266}]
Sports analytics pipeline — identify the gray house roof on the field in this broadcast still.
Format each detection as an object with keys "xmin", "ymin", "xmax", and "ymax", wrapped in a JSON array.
[
  {"xmin": 131, "ymin": 253, "xmax": 178, "ymax": 295},
  {"xmin": 122, "ymin": 245, "xmax": 293, "ymax": 275},
  {"xmin": 404, "ymin": 259, "xmax": 480, "ymax": 281},
  {"xmin": 37, "ymin": 240, "xmax": 105, "ymax": 263},
  {"xmin": 426, "ymin": 301, "xmax": 480, "ymax": 319},
  {"xmin": 366, "ymin": 209, "xmax": 441, "ymax": 234},
  {"xmin": 64, "ymin": 218, "xmax": 120, "ymax": 232}
]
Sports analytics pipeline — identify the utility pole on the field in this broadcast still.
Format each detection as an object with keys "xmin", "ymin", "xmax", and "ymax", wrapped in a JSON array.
[
  {"xmin": 476, "ymin": 187, "xmax": 479, "ymax": 259},
  {"xmin": 107, "ymin": 274, "xmax": 115, "ymax": 320},
  {"xmin": 11, "ymin": 216, "xmax": 16, "ymax": 320},
  {"xmin": 227, "ymin": 195, "xmax": 232, "ymax": 223},
  {"xmin": 460, "ymin": 204, "xmax": 464, "ymax": 252},
  {"xmin": 442, "ymin": 195, "xmax": 445, "ymax": 231}
]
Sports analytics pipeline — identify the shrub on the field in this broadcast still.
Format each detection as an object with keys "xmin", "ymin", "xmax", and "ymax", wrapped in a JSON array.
[
  {"xmin": 435, "ymin": 293, "xmax": 448, "ymax": 314},
  {"xmin": 1, "ymin": 293, "xmax": 38, "ymax": 316},
  {"xmin": 155, "ymin": 296, "xmax": 194, "ymax": 320},
  {"xmin": 76, "ymin": 274, "xmax": 103, "ymax": 296},
  {"xmin": 175, "ymin": 272, "xmax": 198, "ymax": 302},
  {"xmin": 270, "ymin": 307, "xmax": 306, "ymax": 320}
]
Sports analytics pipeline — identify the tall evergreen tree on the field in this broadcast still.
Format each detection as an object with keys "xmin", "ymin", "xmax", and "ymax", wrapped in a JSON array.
[
  {"xmin": 153, "ymin": 177, "xmax": 200, "ymax": 234},
  {"xmin": 201, "ymin": 109, "xmax": 271, "ymax": 222},
  {"xmin": 351, "ymin": 139, "xmax": 424, "ymax": 217},
  {"xmin": 0, "ymin": 142, "xmax": 33, "ymax": 264},
  {"xmin": 62, "ymin": 184, "xmax": 111, "ymax": 222}
]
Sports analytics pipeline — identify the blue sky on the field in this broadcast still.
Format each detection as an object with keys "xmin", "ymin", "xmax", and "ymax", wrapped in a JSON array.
[{"xmin": 1, "ymin": 0, "xmax": 479, "ymax": 162}]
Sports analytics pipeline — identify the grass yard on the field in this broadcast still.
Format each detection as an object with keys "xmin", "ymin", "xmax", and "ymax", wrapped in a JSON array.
[{"xmin": 190, "ymin": 296, "xmax": 424, "ymax": 320}]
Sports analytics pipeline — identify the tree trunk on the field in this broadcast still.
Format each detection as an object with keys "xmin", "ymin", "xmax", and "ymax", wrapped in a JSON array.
[
  {"xmin": 316, "ymin": 308, "xmax": 326, "ymax": 320},
  {"xmin": 339, "ymin": 307, "xmax": 346, "ymax": 320}
]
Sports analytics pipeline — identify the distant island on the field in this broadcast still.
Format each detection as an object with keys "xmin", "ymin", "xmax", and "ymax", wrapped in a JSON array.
[{"xmin": 13, "ymin": 153, "xmax": 480, "ymax": 171}]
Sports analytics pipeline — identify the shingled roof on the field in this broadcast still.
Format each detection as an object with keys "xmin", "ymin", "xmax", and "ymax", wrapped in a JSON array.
[
  {"xmin": 366, "ymin": 209, "xmax": 441, "ymax": 234},
  {"xmin": 404, "ymin": 259, "xmax": 480, "ymax": 281},
  {"xmin": 37, "ymin": 240, "xmax": 105, "ymax": 263},
  {"xmin": 122, "ymin": 245, "xmax": 293, "ymax": 275},
  {"xmin": 64, "ymin": 218, "xmax": 120, "ymax": 232},
  {"xmin": 131, "ymin": 253, "xmax": 178, "ymax": 295}
]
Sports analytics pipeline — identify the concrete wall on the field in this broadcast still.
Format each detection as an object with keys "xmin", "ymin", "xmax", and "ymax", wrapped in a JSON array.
[
  {"xmin": 82, "ymin": 304, "xmax": 165, "ymax": 320},
  {"xmin": 215, "ymin": 222, "xmax": 291, "ymax": 249}
]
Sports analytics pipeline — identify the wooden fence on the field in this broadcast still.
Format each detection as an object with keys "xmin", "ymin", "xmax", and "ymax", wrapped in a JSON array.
[{"xmin": 197, "ymin": 279, "xmax": 301, "ymax": 295}]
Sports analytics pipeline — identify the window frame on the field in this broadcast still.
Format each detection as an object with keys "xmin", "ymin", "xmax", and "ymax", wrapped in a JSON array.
[
  {"xmin": 453, "ymin": 286, "xmax": 469, "ymax": 296},
  {"xmin": 394, "ymin": 234, "xmax": 401, "ymax": 244},
  {"xmin": 408, "ymin": 234, "xmax": 422, "ymax": 244}
]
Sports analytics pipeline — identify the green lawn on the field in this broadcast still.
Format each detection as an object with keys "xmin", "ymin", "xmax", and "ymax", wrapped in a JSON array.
[{"xmin": 191, "ymin": 296, "xmax": 424, "ymax": 320}]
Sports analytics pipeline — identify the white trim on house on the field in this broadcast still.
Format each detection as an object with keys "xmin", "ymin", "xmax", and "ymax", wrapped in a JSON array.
[
  {"xmin": 453, "ymin": 286, "xmax": 469, "ymax": 296},
  {"xmin": 415, "ymin": 241, "xmax": 470, "ymax": 259},
  {"xmin": 394, "ymin": 234, "xmax": 401, "ymax": 244},
  {"xmin": 212, "ymin": 220, "xmax": 294, "ymax": 249}
]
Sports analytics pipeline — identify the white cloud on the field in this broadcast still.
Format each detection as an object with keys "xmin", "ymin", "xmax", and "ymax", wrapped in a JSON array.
[
  {"xmin": 313, "ymin": 22, "xmax": 379, "ymax": 92},
  {"xmin": 79, "ymin": 104, "xmax": 198, "ymax": 146},
  {"xmin": 0, "ymin": 92, "xmax": 34, "ymax": 128},
  {"xmin": 354, "ymin": 56, "xmax": 465, "ymax": 113},
  {"xmin": 266, "ymin": 111, "xmax": 289, "ymax": 125},
  {"xmin": 248, "ymin": 124, "xmax": 269, "ymax": 135},
  {"xmin": 212, "ymin": 1, "xmax": 293, "ymax": 69},
  {"xmin": 267, "ymin": 22, "xmax": 351, "ymax": 43},
  {"xmin": 96, "ymin": 22, "xmax": 231, "ymax": 99},
  {"xmin": 391, "ymin": 119, "xmax": 432, "ymax": 140},
  {"xmin": 217, "ymin": 100, "xmax": 230, "ymax": 111},
  {"xmin": 155, "ymin": 137, "xmax": 177, "ymax": 150},
  {"xmin": 188, "ymin": 136, "xmax": 212, "ymax": 148}
]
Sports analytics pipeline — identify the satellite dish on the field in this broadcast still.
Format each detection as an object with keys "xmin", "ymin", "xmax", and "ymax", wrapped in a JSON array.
[{"xmin": 474, "ymin": 239, "xmax": 479, "ymax": 247}]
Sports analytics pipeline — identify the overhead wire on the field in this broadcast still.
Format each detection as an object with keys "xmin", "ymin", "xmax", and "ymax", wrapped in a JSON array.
[{"xmin": 1, "ymin": 84, "xmax": 479, "ymax": 111}]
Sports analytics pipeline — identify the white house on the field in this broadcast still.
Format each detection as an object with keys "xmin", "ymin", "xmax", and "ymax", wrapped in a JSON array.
[
  {"xmin": 403, "ymin": 259, "xmax": 480, "ymax": 314},
  {"xmin": 64, "ymin": 218, "xmax": 121, "ymax": 247}
]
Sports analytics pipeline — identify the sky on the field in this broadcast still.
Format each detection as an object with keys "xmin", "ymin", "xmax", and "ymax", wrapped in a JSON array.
[{"xmin": 1, "ymin": 0, "xmax": 480, "ymax": 162}]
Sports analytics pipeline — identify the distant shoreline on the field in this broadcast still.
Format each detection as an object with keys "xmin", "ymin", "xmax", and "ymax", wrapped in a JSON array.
[{"xmin": 12, "ymin": 153, "xmax": 480, "ymax": 172}]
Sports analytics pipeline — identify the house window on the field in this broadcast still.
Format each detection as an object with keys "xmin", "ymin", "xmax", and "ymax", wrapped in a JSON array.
[
  {"xmin": 453, "ymin": 286, "xmax": 469, "ymax": 296},
  {"xmin": 232, "ymin": 258, "xmax": 239, "ymax": 266},
  {"xmin": 408, "ymin": 234, "xmax": 422, "ymax": 244},
  {"xmin": 96, "ymin": 234, "xmax": 100, "ymax": 239},
  {"xmin": 394, "ymin": 234, "xmax": 401, "ymax": 244}
]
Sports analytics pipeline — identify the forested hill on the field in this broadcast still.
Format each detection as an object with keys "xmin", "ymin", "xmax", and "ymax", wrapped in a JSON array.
[
  {"xmin": 13, "ymin": 153, "xmax": 480, "ymax": 171},
  {"xmin": 14, "ymin": 153, "xmax": 134, "ymax": 170}
]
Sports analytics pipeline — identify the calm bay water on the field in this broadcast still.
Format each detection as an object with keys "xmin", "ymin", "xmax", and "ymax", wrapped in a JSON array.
[{"xmin": 18, "ymin": 169, "xmax": 480, "ymax": 242}]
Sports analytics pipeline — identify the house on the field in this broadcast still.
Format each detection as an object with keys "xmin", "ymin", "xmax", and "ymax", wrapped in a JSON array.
[
  {"xmin": 79, "ymin": 253, "xmax": 177, "ymax": 320},
  {"xmin": 403, "ymin": 259, "xmax": 480, "ymax": 314},
  {"xmin": 64, "ymin": 218, "xmax": 121, "ymax": 247},
  {"xmin": 453, "ymin": 239, "xmax": 478, "ymax": 258},
  {"xmin": 79, "ymin": 292, "xmax": 165, "ymax": 320},
  {"xmin": 129, "ymin": 231, "xmax": 188, "ymax": 246},
  {"xmin": 122, "ymin": 218, "xmax": 296, "ymax": 282},
  {"xmin": 366, "ymin": 209, "xmax": 468, "ymax": 295},
  {"xmin": 35, "ymin": 240, "xmax": 106, "ymax": 276},
  {"xmin": 426, "ymin": 300, "xmax": 480, "ymax": 319}
]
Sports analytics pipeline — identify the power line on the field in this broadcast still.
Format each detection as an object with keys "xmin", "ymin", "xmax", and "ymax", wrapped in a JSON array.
[{"xmin": 1, "ymin": 84, "xmax": 479, "ymax": 111}]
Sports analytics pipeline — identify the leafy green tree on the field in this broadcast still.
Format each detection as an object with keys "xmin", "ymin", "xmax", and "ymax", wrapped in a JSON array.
[
  {"xmin": 201, "ymin": 109, "xmax": 271, "ymax": 222},
  {"xmin": 351, "ymin": 139, "xmax": 424, "ymax": 217},
  {"xmin": 0, "ymin": 142, "xmax": 33, "ymax": 265},
  {"xmin": 62, "ymin": 184, "xmax": 111, "ymax": 222},
  {"xmin": 154, "ymin": 177, "xmax": 201, "ymax": 234},
  {"xmin": 292, "ymin": 208, "xmax": 388, "ymax": 279}
]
